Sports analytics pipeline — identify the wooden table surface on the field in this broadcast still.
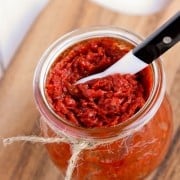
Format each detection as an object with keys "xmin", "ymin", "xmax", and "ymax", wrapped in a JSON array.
[{"xmin": 0, "ymin": 0, "xmax": 180, "ymax": 179}]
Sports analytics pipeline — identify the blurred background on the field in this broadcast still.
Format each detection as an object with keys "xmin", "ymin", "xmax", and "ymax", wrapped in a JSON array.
[{"xmin": 0, "ymin": 0, "xmax": 179, "ymax": 179}]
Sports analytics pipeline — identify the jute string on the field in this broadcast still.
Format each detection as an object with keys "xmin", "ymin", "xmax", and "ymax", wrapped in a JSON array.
[
  {"xmin": 1, "ymin": 117, "xmax": 101, "ymax": 180},
  {"xmin": 1, "ymin": 116, "xmax": 147, "ymax": 180}
]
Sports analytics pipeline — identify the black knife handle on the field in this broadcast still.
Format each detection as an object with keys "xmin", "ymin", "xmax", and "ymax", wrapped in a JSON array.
[{"xmin": 133, "ymin": 11, "xmax": 180, "ymax": 64}]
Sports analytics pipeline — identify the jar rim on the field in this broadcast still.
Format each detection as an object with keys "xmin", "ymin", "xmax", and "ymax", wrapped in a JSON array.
[{"xmin": 33, "ymin": 26, "xmax": 165, "ymax": 142}]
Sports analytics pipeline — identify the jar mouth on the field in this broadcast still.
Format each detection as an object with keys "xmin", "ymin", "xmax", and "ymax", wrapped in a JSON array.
[{"xmin": 34, "ymin": 26, "xmax": 165, "ymax": 141}]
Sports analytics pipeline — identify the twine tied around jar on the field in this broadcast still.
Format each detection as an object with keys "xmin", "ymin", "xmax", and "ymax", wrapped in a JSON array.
[{"xmin": 1, "ymin": 114, "xmax": 148, "ymax": 180}]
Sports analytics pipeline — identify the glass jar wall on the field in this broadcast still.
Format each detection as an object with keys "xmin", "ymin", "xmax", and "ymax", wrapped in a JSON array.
[{"xmin": 34, "ymin": 27, "xmax": 173, "ymax": 180}]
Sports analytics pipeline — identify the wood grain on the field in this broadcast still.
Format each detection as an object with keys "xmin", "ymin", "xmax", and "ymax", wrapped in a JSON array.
[{"xmin": 0, "ymin": 0, "xmax": 179, "ymax": 179}]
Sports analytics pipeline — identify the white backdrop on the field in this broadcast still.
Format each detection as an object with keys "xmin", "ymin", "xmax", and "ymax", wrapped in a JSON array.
[{"xmin": 0, "ymin": 0, "xmax": 49, "ymax": 78}]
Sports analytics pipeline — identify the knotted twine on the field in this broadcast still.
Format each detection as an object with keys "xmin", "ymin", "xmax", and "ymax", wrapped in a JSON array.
[{"xmin": 1, "ymin": 115, "xmax": 147, "ymax": 180}]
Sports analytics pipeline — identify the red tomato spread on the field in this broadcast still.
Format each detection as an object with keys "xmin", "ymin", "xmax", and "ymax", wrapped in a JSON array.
[{"xmin": 46, "ymin": 37, "xmax": 149, "ymax": 128}]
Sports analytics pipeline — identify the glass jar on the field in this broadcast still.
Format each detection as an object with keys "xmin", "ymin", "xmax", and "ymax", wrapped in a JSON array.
[{"xmin": 33, "ymin": 27, "xmax": 173, "ymax": 180}]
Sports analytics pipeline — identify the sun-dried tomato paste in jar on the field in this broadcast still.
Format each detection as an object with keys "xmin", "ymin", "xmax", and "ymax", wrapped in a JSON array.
[
  {"xmin": 46, "ymin": 37, "xmax": 149, "ymax": 128},
  {"xmin": 34, "ymin": 27, "xmax": 173, "ymax": 180}
]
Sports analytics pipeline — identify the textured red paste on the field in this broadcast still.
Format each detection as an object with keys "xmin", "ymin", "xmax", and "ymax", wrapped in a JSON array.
[{"xmin": 46, "ymin": 37, "xmax": 147, "ymax": 128}]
